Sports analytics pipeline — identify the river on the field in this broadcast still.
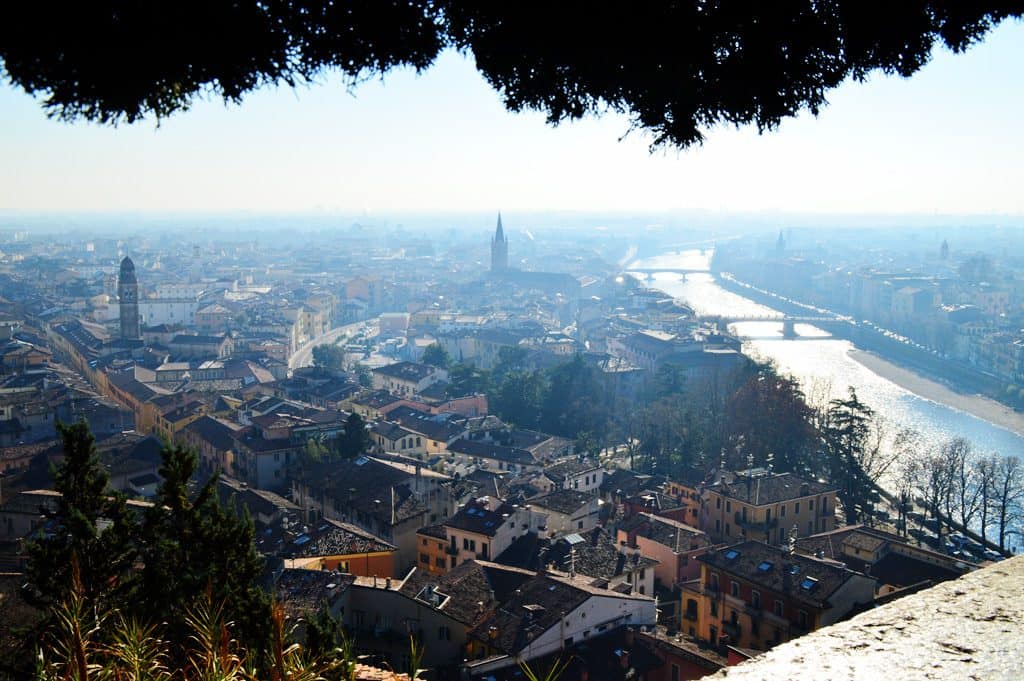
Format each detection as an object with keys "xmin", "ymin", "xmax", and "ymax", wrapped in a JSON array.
[{"xmin": 627, "ymin": 251, "xmax": 1024, "ymax": 466}]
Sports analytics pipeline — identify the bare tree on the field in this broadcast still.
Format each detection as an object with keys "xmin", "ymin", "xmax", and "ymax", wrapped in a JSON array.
[
  {"xmin": 908, "ymin": 448, "xmax": 954, "ymax": 541},
  {"xmin": 976, "ymin": 455, "xmax": 999, "ymax": 544},
  {"xmin": 891, "ymin": 428, "xmax": 923, "ymax": 537},
  {"xmin": 994, "ymin": 455, "xmax": 1024, "ymax": 552},
  {"xmin": 951, "ymin": 439, "xmax": 983, "ymax": 531},
  {"xmin": 938, "ymin": 438, "xmax": 971, "ymax": 536}
]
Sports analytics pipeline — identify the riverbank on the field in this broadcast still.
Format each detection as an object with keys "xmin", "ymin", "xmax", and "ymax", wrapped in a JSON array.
[{"xmin": 850, "ymin": 348, "xmax": 1024, "ymax": 437}]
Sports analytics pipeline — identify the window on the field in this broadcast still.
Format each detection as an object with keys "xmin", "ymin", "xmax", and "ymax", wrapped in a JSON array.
[
  {"xmin": 710, "ymin": 573, "xmax": 719, "ymax": 591},
  {"xmin": 422, "ymin": 538, "xmax": 428, "ymax": 546},
  {"xmin": 780, "ymin": 504, "xmax": 786, "ymax": 518},
  {"xmin": 416, "ymin": 437, "xmax": 421, "ymax": 446},
  {"xmin": 436, "ymin": 557, "xmax": 445, "ymax": 567},
  {"xmin": 752, "ymin": 590, "xmax": 761, "ymax": 609},
  {"xmin": 639, "ymin": 569, "xmax": 646, "ymax": 580},
  {"xmin": 671, "ymin": 664, "xmax": 680, "ymax": 681},
  {"xmin": 725, "ymin": 523, "xmax": 731, "ymax": 536},
  {"xmin": 578, "ymin": 521, "xmax": 584, "ymax": 529},
  {"xmin": 808, "ymin": 521, "xmax": 813, "ymax": 534},
  {"xmin": 716, "ymin": 497, "xmax": 721, "ymax": 509},
  {"xmin": 798, "ymin": 610, "xmax": 808, "ymax": 628},
  {"xmin": 795, "ymin": 502, "xmax": 800, "ymax": 514},
  {"xmin": 439, "ymin": 626, "xmax": 451, "ymax": 641},
  {"xmin": 731, "ymin": 581, "xmax": 739, "ymax": 597},
  {"xmin": 725, "ymin": 500, "xmax": 731, "ymax": 512},
  {"xmin": 420, "ymin": 553, "xmax": 429, "ymax": 565},
  {"xmin": 809, "ymin": 499, "xmax": 815, "ymax": 511},
  {"xmin": 710, "ymin": 600, "xmax": 718, "ymax": 617},
  {"xmin": 774, "ymin": 600, "xmax": 784, "ymax": 617},
  {"xmin": 715, "ymin": 519, "xmax": 721, "ymax": 532},
  {"xmin": 639, "ymin": 586, "xmax": 645, "ymax": 594}
]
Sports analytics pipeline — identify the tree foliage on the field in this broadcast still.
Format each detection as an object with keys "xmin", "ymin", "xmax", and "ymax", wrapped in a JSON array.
[
  {"xmin": 138, "ymin": 443, "xmax": 273, "ymax": 665},
  {"xmin": 337, "ymin": 412, "xmax": 371, "ymax": 459},
  {"xmin": 25, "ymin": 423, "xmax": 275, "ymax": 676},
  {"xmin": 421, "ymin": 342, "xmax": 451, "ymax": 369},
  {"xmin": 1, "ymin": 3, "xmax": 1018, "ymax": 147},
  {"xmin": 26, "ymin": 420, "xmax": 138, "ymax": 611},
  {"xmin": 821, "ymin": 387, "xmax": 880, "ymax": 524},
  {"xmin": 312, "ymin": 343, "xmax": 346, "ymax": 372}
]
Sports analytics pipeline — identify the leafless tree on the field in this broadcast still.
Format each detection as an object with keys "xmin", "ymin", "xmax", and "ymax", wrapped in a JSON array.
[
  {"xmin": 976, "ymin": 454, "xmax": 999, "ymax": 544},
  {"xmin": 891, "ymin": 428, "xmax": 923, "ymax": 537},
  {"xmin": 993, "ymin": 455, "xmax": 1024, "ymax": 552},
  {"xmin": 907, "ymin": 446, "xmax": 954, "ymax": 540},
  {"xmin": 950, "ymin": 439, "xmax": 983, "ymax": 531},
  {"xmin": 938, "ymin": 438, "xmax": 971, "ymax": 535}
]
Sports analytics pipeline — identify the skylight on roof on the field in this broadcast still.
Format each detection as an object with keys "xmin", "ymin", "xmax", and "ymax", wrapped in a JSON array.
[
  {"xmin": 800, "ymin": 576, "xmax": 819, "ymax": 591},
  {"xmin": 354, "ymin": 456, "xmax": 369, "ymax": 466},
  {"xmin": 724, "ymin": 549, "xmax": 740, "ymax": 561},
  {"xmin": 789, "ymin": 564, "xmax": 801, "ymax": 575},
  {"xmin": 565, "ymin": 533, "xmax": 585, "ymax": 546},
  {"xmin": 757, "ymin": 561, "xmax": 773, "ymax": 572}
]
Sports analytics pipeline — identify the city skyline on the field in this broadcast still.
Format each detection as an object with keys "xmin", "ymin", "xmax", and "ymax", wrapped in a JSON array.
[{"xmin": 1, "ymin": 20, "xmax": 1022, "ymax": 217}]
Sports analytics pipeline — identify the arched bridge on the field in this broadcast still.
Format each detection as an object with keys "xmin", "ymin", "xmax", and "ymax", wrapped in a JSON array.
[
  {"xmin": 626, "ymin": 267, "xmax": 708, "ymax": 277},
  {"xmin": 707, "ymin": 314, "xmax": 848, "ymax": 339}
]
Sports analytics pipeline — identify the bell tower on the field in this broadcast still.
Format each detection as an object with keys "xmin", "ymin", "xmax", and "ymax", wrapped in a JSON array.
[{"xmin": 118, "ymin": 256, "xmax": 140, "ymax": 339}]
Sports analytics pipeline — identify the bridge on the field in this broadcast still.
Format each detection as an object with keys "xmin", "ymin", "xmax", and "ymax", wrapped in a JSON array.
[
  {"xmin": 626, "ymin": 267, "xmax": 708, "ymax": 278},
  {"xmin": 707, "ymin": 314, "xmax": 848, "ymax": 339}
]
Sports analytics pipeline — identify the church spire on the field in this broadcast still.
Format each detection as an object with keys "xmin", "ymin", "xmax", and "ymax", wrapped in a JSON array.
[{"xmin": 491, "ymin": 212, "xmax": 509, "ymax": 273}]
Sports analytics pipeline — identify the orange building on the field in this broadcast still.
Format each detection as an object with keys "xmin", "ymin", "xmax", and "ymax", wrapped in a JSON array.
[
  {"xmin": 665, "ymin": 479, "xmax": 703, "ymax": 528},
  {"xmin": 415, "ymin": 524, "xmax": 450, "ymax": 576},
  {"xmin": 285, "ymin": 518, "xmax": 397, "ymax": 579}
]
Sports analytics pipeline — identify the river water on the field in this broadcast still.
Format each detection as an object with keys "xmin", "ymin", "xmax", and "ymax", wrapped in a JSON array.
[{"xmin": 627, "ymin": 251, "xmax": 1024, "ymax": 463}]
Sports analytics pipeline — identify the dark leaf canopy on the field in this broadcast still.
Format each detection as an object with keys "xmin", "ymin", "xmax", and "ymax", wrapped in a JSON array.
[{"xmin": 1, "ymin": 2, "xmax": 1020, "ymax": 147}]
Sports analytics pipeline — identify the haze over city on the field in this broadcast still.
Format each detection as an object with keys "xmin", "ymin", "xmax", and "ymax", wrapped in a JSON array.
[{"xmin": 2, "ymin": 7, "xmax": 1024, "ymax": 681}]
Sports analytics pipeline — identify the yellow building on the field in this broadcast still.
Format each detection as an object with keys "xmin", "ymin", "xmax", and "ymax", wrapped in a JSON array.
[
  {"xmin": 682, "ymin": 541, "xmax": 874, "ymax": 651},
  {"xmin": 415, "ymin": 524, "xmax": 450, "ymax": 576},
  {"xmin": 701, "ymin": 471, "xmax": 836, "ymax": 546}
]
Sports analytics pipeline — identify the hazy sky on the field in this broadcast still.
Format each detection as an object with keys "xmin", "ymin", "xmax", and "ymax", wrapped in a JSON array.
[{"xmin": 2, "ymin": 19, "xmax": 1022, "ymax": 216}]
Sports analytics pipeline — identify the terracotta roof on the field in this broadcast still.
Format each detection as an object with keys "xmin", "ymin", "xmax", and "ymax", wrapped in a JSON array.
[{"xmin": 708, "ymin": 472, "xmax": 834, "ymax": 506}]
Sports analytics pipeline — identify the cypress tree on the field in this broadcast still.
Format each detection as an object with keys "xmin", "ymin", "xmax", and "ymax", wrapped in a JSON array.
[
  {"xmin": 137, "ymin": 442, "xmax": 272, "ymax": 664},
  {"xmin": 25, "ymin": 420, "xmax": 138, "ymax": 610}
]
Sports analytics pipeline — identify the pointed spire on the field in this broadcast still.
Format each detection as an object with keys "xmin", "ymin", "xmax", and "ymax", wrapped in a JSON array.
[{"xmin": 495, "ymin": 212, "xmax": 505, "ymax": 241}]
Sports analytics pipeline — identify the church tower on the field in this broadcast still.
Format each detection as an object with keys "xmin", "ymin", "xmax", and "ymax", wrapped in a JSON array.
[
  {"xmin": 118, "ymin": 256, "xmax": 140, "ymax": 339},
  {"xmin": 491, "ymin": 213, "xmax": 509, "ymax": 273}
]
